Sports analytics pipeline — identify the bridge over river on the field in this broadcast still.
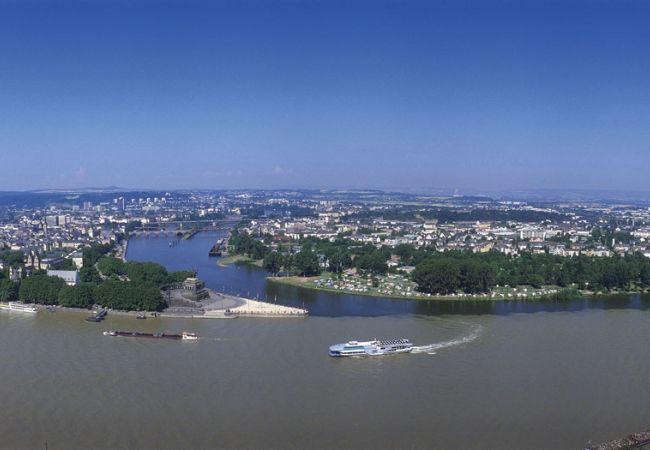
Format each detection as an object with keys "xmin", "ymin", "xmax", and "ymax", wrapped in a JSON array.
[{"xmin": 130, "ymin": 217, "xmax": 241, "ymax": 237}]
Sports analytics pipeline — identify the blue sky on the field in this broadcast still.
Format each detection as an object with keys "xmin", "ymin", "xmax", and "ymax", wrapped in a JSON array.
[{"xmin": 1, "ymin": 0, "xmax": 649, "ymax": 193}]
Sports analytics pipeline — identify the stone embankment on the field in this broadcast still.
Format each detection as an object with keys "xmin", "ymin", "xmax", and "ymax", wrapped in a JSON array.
[
  {"xmin": 589, "ymin": 429, "xmax": 650, "ymax": 449},
  {"xmin": 160, "ymin": 288, "xmax": 307, "ymax": 319},
  {"xmin": 225, "ymin": 297, "xmax": 308, "ymax": 317},
  {"xmin": 114, "ymin": 238, "xmax": 128, "ymax": 261}
]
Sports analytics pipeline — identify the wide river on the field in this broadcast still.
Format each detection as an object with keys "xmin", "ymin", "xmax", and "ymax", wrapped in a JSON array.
[{"xmin": 3, "ymin": 231, "xmax": 650, "ymax": 449}]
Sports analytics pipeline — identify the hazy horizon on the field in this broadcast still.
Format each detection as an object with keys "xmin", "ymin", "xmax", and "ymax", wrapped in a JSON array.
[
  {"xmin": 6, "ymin": 185, "xmax": 650, "ymax": 205},
  {"xmin": 2, "ymin": 0, "xmax": 650, "ymax": 192}
]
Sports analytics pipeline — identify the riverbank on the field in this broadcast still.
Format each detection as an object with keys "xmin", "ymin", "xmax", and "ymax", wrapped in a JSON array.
[
  {"xmin": 0, "ymin": 303, "xmax": 161, "ymax": 318},
  {"xmin": 268, "ymin": 274, "xmax": 425, "ymax": 298},
  {"xmin": 161, "ymin": 287, "xmax": 307, "ymax": 318},
  {"xmin": 114, "ymin": 237, "xmax": 129, "ymax": 261},
  {"xmin": 266, "ymin": 274, "xmax": 599, "ymax": 302},
  {"xmin": 267, "ymin": 275, "xmax": 488, "ymax": 301},
  {"xmin": 11, "ymin": 291, "xmax": 307, "ymax": 319},
  {"xmin": 42, "ymin": 304, "xmax": 159, "ymax": 317},
  {"xmin": 216, "ymin": 255, "xmax": 263, "ymax": 268},
  {"xmin": 591, "ymin": 428, "xmax": 650, "ymax": 449}
]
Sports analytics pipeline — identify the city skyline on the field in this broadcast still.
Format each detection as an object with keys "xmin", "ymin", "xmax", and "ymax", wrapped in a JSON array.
[{"xmin": 2, "ymin": 1, "xmax": 650, "ymax": 192}]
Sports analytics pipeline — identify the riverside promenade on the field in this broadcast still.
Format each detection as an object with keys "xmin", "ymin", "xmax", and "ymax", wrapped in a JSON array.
[
  {"xmin": 161, "ymin": 288, "xmax": 308, "ymax": 319},
  {"xmin": 223, "ymin": 296, "xmax": 308, "ymax": 318}
]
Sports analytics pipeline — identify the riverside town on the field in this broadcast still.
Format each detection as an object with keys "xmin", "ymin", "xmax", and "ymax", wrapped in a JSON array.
[
  {"xmin": 4, "ymin": 189, "xmax": 650, "ymax": 309},
  {"xmin": 6, "ymin": 2, "xmax": 650, "ymax": 448}
]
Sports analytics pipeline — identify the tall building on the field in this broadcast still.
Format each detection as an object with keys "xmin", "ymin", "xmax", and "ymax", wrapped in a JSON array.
[{"xmin": 45, "ymin": 215, "xmax": 58, "ymax": 227}]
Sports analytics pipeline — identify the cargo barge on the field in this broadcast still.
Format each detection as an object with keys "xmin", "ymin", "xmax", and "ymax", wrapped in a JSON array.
[
  {"xmin": 103, "ymin": 330, "xmax": 198, "ymax": 340},
  {"xmin": 208, "ymin": 239, "xmax": 224, "ymax": 256}
]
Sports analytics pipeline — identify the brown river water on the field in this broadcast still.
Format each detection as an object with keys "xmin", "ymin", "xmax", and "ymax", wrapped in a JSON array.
[{"xmin": 2, "ymin": 232, "xmax": 650, "ymax": 449}]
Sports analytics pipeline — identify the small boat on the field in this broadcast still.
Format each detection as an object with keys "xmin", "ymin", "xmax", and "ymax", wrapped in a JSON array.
[
  {"xmin": 208, "ymin": 239, "xmax": 224, "ymax": 256},
  {"xmin": 86, "ymin": 309, "xmax": 107, "ymax": 322},
  {"xmin": 136, "ymin": 313, "xmax": 146, "ymax": 319},
  {"xmin": 181, "ymin": 331, "xmax": 198, "ymax": 340},
  {"xmin": 0, "ymin": 302, "xmax": 38, "ymax": 313}
]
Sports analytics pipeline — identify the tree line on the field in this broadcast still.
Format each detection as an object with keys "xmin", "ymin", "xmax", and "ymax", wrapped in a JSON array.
[
  {"xmin": 231, "ymin": 232, "xmax": 391, "ymax": 277},
  {"xmin": 2, "ymin": 258, "xmax": 192, "ymax": 311},
  {"xmin": 96, "ymin": 257, "xmax": 193, "ymax": 285},
  {"xmin": 411, "ymin": 251, "xmax": 650, "ymax": 295},
  {"xmin": 231, "ymin": 231, "xmax": 650, "ymax": 296},
  {"xmin": 229, "ymin": 230, "xmax": 269, "ymax": 260},
  {"xmin": 346, "ymin": 207, "xmax": 568, "ymax": 224},
  {"xmin": 0, "ymin": 250, "xmax": 25, "ymax": 269}
]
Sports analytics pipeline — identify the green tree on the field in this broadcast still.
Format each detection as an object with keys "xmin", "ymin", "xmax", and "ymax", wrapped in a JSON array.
[
  {"xmin": 393, "ymin": 244, "xmax": 414, "ymax": 264},
  {"xmin": 166, "ymin": 270, "xmax": 195, "ymax": 283},
  {"xmin": 58, "ymin": 283, "xmax": 96, "ymax": 308},
  {"xmin": 641, "ymin": 263, "xmax": 650, "ymax": 288},
  {"xmin": 328, "ymin": 250, "xmax": 352, "ymax": 274},
  {"xmin": 80, "ymin": 266, "xmax": 102, "ymax": 283},
  {"xmin": 18, "ymin": 275, "xmax": 66, "ymax": 304},
  {"xmin": 95, "ymin": 280, "xmax": 166, "ymax": 311},
  {"xmin": 0, "ymin": 250, "xmax": 25, "ymax": 268},
  {"xmin": 355, "ymin": 251, "xmax": 388, "ymax": 275},
  {"xmin": 82, "ymin": 243, "xmax": 113, "ymax": 267},
  {"xmin": 283, "ymin": 253, "xmax": 294, "ymax": 273},
  {"xmin": 229, "ymin": 230, "xmax": 269, "ymax": 259},
  {"xmin": 97, "ymin": 257, "xmax": 126, "ymax": 278},
  {"xmin": 459, "ymin": 261, "xmax": 495, "ymax": 294},
  {"xmin": 0, "ymin": 279, "xmax": 19, "ymax": 301},
  {"xmin": 412, "ymin": 258, "xmax": 460, "ymax": 295},
  {"xmin": 293, "ymin": 250, "xmax": 321, "ymax": 277},
  {"xmin": 124, "ymin": 261, "xmax": 168, "ymax": 285},
  {"xmin": 263, "ymin": 252, "xmax": 283, "ymax": 276}
]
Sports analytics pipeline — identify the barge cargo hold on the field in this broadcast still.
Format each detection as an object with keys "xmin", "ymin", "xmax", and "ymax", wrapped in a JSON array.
[{"xmin": 103, "ymin": 331, "xmax": 198, "ymax": 340}]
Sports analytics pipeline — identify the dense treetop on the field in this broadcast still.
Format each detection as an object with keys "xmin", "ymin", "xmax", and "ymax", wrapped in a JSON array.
[
  {"xmin": 9, "ymin": 246, "xmax": 190, "ymax": 311},
  {"xmin": 232, "ymin": 230, "xmax": 650, "ymax": 296}
]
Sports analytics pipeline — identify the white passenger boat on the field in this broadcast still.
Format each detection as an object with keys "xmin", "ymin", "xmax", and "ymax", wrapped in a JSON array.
[
  {"xmin": 329, "ymin": 338, "xmax": 413, "ymax": 357},
  {"xmin": 0, "ymin": 302, "xmax": 38, "ymax": 313},
  {"xmin": 181, "ymin": 331, "xmax": 198, "ymax": 340}
]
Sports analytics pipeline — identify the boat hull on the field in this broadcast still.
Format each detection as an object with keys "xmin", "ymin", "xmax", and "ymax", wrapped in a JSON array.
[
  {"xmin": 0, "ymin": 302, "xmax": 38, "ymax": 313},
  {"xmin": 328, "ymin": 339, "xmax": 413, "ymax": 357},
  {"xmin": 329, "ymin": 348, "xmax": 413, "ymax": 357},
  {"xmin": 103, "ymin": 331, "xmax": 198, "ymax": 340},
  {"xmin": 104, "ymin": 331, "xmax": 182, "ymax": 340}
]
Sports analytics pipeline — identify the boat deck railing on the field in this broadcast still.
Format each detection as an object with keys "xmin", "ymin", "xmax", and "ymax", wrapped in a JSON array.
[{"xmin": 377, "ymin": 339, "xmax": 411, "ymax": 346}]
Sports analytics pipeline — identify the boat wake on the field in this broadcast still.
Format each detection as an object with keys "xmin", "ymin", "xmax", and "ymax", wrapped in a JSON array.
[{"xmin": 411, "ymin": 323, "xmax": 482, "ymax": 355}]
